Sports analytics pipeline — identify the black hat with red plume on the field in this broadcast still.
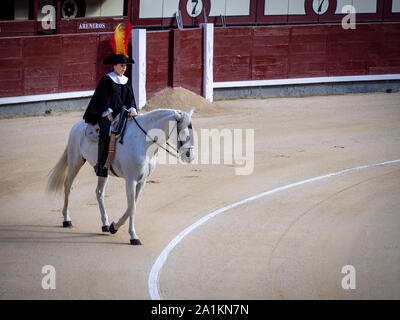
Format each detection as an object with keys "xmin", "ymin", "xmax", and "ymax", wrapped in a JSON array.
[{"xmin": 103, "ymin": 23, "xmax": 134, "ymax": 65}]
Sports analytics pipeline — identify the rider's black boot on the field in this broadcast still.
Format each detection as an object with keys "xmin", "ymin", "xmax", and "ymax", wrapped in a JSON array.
[{"xmin": 95, "ymin": 139, "xmax": 108, "ymax": 177}]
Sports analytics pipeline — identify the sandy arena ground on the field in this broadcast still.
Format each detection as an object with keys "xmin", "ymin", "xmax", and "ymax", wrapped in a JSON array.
[{"xmin": 0, "ymin": 92, "xmax": 400, "ymax": 300}]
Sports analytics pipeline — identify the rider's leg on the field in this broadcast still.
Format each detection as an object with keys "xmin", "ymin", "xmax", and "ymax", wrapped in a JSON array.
[{"xmin": 96, "ymin": 117, "xmax": 111, "ymax": 177}]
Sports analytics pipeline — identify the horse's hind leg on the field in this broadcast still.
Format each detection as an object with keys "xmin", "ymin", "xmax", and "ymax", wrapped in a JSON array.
[
  {"xmin": 62, "ymin": 158, "xmax": 85, "ymax": 227},
  {"xmin": 96, "ymin": 176, "xmax": 110, "ymax": 232}
]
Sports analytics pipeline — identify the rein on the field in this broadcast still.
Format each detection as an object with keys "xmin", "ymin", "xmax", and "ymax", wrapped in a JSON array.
[{"xmin": 132, "ymin": 116, "xmax": 180, "ymax": 158}]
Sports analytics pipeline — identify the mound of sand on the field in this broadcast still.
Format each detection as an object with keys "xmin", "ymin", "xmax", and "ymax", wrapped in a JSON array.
[{"xmin": 142, "ymin": 87, "xmax": 221, "ymax": 115}]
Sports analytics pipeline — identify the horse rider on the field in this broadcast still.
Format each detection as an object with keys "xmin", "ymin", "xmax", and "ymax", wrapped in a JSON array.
[{"xmin": 83, "ymin": 24, "xmax": 137, "ymax": 177}]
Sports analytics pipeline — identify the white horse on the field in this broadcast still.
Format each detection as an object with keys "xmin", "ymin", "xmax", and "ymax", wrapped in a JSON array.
[{"xmin": 47, "ymin": 108, "xmax": 195, "ymax": 245}]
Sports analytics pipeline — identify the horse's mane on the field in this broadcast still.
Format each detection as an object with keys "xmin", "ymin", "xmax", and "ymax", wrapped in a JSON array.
[
  {"xmin": 140, "ymin": 108, "xmax": 175, "ymax": 115},
  {"xmin": 139, "ymin": 108, "xmax": 190, "ymax": 130},
  {"xmin": 177, "ymin": 110, "xmax": 191, "ymax": 131}
]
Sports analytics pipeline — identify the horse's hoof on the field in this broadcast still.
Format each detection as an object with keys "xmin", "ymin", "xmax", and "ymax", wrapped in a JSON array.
[
  {"xmin": 102, "ymin": 225, "xmax": 110, "ymax": 232},
  {"xmin": 63, "ymin": 221, "xmax": 72, "ymax": 228},
  {"xmin": 130, "ymin": 239, "xmax": 142, "ymax": 245},
  {"xmin": 109, "ymin": 222, "xmax": 118, "ymax": 234}
]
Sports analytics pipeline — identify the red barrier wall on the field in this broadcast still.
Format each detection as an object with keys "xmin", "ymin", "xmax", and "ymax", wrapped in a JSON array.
[
  {"xmin": 0, "ymin": 37, "xmax": 24, "ymax": 97},
  {"xmin": 146, "ymin": 28, "xmax": 203, "ymax": 99},
  {"xmin": 0, "ymin": 32, "xmax": 115, "ymax": 98},
  {"xmin": 1, "ymin": 23, "xmax": 400, "ymax": 99},
  {"xmin": 146, "ymin": 30, "xmax": 172, "ymax": 98},
  {"xmin": 214, "ymin": 23, "xmax": 400, "ymax": 82},
  {"xmin": 0, "ymin": 21, "xmax": 36, "ymax": 38},
  {"xmin": 171, "ymin": 28, "xmax": 203, "ymax": 96}
]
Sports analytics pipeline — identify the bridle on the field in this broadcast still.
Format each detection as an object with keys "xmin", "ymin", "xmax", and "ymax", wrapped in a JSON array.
[{"xmin": 132, "ymin": 116, "xmax": 193, "ymax": 159}]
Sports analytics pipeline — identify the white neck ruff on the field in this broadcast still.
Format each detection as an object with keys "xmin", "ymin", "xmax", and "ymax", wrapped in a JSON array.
[{"xmin": 107, "ymin": 72, "xmax": 128, "ymax": 85}]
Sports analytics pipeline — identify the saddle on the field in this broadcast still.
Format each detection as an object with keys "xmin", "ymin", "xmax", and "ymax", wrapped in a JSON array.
[{"xmin": 104, "ymin": 108, "xmax": 129, "ymax": 169}]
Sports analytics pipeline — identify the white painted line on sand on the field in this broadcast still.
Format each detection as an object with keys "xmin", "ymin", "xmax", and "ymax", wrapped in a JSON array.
[{"xmin": 148, "ymin": 159, "xmax": 400, "ymax": 300}]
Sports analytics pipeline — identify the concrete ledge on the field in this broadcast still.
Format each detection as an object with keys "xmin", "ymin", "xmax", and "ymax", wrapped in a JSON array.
[
  {"xmin": 214, "ymin": 80, "xmax": 400, "ymax": 100},
  {"xmin": 0, "ymin": 97, "xmax": 90, "ymax": 117},
  {"xmin": 0, "ymin": 90, "xmax": 94, "ymax": 106},
  {"xmin": 213, "ymin": 74, "xmax": 400, "ymax": 89},
  {"xmin": 2, "ymin": 79, "xmax": 399, "ymax": 117}
]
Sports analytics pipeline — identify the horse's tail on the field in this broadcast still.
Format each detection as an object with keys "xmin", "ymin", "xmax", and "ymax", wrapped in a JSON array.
[{"xmin": 46, "ymin": 147, "xmax": 68, "ymax": 194}]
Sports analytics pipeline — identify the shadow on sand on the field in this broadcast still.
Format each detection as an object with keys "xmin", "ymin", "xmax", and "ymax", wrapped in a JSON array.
[{"xmin": 0, "ymin": 224, "xmax": 130, "ymax": 245}]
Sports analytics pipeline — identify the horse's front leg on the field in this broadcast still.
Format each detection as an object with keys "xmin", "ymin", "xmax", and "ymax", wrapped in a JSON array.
[
  {"xmin": 109, "ymin": 178, "xmax": 141, "ymax": 245},
  {"xmin": 96, "ymin": 176, "xmax": 111, "ymax": 232}
]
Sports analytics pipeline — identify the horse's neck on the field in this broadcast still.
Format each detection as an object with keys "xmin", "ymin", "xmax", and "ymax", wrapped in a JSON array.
[{"xmin": 136, "ymin": 109, "xmax": 177, "ymax": 143}]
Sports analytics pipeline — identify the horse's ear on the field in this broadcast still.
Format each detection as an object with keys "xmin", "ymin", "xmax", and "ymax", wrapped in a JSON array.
[{"xmin": 187, "ymin": 107, "xmax": 195, "ymax": 117}]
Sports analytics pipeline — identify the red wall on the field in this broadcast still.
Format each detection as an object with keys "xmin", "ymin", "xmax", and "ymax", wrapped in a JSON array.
[
  {"xmin": 146, "ymin": 28, "xmax": 203, "ymax": 99},
  {"xmin": 0, "ymin": 32, "xmax": 115, "ymax": 98},
  {"xmin": 1, "ymin": 23, "xmax": 400, "ymax": 99},
  {"xmin": 0, "ymin": 21, "xmax": 36, "ymax": 38},
  {"xmin": 0, "ymin": 27, "xmax": 203, "ymax": 99},
  {"xmin": 171, "ymin": 28, "xmax": 203, "ymax": 96},
  {"xmin": 146, "ymin": 30, "xmax": 172, "ymax": 98},
  {"xmin": 214, "ymin": 23, "xmax": 400, "ymax": 82}
]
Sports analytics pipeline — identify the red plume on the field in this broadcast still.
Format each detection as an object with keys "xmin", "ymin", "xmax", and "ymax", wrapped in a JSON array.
[
  {"xmin": 110, "ymin": 22, "xmax": 132, "ymax": 57},
  {"xmin": 124, "ymin": 22, "xmax": 132, "ymax": 55}
]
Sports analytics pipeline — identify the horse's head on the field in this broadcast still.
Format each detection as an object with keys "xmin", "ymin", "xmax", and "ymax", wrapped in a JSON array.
[{"xmin": 175, "ymin": 107, "xmax": 195, "ymax": 163}]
